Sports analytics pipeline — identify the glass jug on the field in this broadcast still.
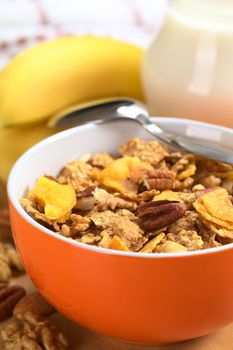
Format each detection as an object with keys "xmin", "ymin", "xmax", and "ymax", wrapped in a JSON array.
[{"xmin": 142, "ymin": 0, "xmax": 233, "ymax": 128}]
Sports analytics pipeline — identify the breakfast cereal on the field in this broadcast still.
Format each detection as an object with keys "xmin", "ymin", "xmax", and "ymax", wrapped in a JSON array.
[{"xmin": 20, "ymin": 137, "xmax": 233, "ymax": 253}]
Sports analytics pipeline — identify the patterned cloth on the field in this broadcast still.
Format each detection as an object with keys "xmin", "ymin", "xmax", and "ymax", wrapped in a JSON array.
[{"xmin": 0, "ymin": 0, "xmax": 168, "ymax": 68}]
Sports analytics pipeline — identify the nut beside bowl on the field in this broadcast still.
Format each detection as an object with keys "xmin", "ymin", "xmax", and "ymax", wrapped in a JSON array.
[{"xmin": 7, "ymin": 118, "xmax": 233, "ymax": 345}]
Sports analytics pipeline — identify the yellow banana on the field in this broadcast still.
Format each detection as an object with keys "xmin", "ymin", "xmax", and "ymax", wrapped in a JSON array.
[
  {"xmin": 0, "ymin": 36, "xmax": 144, "ymax": 127},
  {"xmin": 0, "ymin": 36, "xmax": 144, "ymax": 181},
  {"xmin": 0, "ymin": 122, "xmax": 55, "ymax": 181}
]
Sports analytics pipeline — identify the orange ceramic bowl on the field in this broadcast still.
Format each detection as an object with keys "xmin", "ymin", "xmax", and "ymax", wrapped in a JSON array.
[{"xmin": 8, "ymin": 118, "xmax": 233, "ymax": 345}]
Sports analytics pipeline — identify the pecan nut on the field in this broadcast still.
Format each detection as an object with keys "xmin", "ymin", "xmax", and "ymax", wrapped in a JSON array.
[
  {"xmin": 138, "ymin": 200, "xmax": 186, "ymax": 231},
  {"xmin": 0, "ymin": 282, "xmax": 8, "ymax": 291},
  {"xmin": 143, "ymin": 169, "xmax": 175, "ymax": 191},
  {"xmin": 0, "ymin": 285, "xmax": 26, "ymax": 321}
]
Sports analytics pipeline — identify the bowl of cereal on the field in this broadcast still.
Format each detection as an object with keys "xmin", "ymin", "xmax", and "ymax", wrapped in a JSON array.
[{"xmin": 7, "ymin": 118, "xmax": 233, "ymax": 345}]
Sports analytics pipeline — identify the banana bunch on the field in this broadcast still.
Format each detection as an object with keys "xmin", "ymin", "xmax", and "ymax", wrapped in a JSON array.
[{"xmin": 0, "ymin": 36, "xmax": 144, "ymax": 181}]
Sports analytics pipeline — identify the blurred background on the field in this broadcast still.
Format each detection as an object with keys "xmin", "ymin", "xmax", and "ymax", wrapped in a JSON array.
[
  {"xmin": 3, "ymin": 0, "xmax": 232, "ymax": 206},
  {"xmin": 0, "ymin": 0, "xmax": 168, "ymax": 68},
  {"xmin": 0, "ymin": 0, "xmax": 167, "ymax": 207}
]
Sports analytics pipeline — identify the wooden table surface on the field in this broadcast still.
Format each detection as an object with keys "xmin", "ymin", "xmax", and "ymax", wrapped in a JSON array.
[{"xmin": 1, "ymin": 274, "xmax": 233, "ymax": 350}]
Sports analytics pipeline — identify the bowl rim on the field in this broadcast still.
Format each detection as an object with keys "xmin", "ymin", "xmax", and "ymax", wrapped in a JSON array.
[{"xmin": 8, "ymin": 117, "xmax": 233, "ymax": 259}]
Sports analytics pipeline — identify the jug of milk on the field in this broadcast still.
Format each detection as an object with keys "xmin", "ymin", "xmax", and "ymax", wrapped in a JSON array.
[{"xmin": 142, "ymin": 0, "xmax": 233, "ymax": 128}]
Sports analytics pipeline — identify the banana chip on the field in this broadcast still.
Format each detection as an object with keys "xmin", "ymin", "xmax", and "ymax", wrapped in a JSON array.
[
  {"xmin": 153, "ymin": 190, "xmax": 181, "ymax": 202},
  {"xmin": 98, "ymin": 156, "xmax": 152, "ymax": 194},
  {"xmin": 201, "ymin": 219, "xmax": 233, "ymax": 240},
  {"xmin": 177, "ymin": 164, "xmax": 196, "ymax": 180},
  {"xmin": 194, "ymin": 200, "xmax": 233, "ymax": 230},
  {"xmin": 108, "ymin": 235, "xmax": 129, "ymax": 251},
  {"xmin": 140, "ymin": 232, "xmax": 165, "ymax": 253},
  {"xmin": 201, "ymin": 188, "xmax": 233, "ymax": 221},
  {"xmin": 28, "ymin": 176, "xmax": 76, "ymax": 222},
  {"xmin": 193, "ymin": 187, "xmax": 233, "ymax": 230}
]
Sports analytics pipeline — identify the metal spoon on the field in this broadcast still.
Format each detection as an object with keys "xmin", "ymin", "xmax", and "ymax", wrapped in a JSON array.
[{"xmin": 48, "ymin": 98, "xmax": 233, "ymax": 164}]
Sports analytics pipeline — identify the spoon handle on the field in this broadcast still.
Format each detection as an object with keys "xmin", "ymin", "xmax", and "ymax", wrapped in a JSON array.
[
  {"xmin": 135, "ymin": 114, "xmax": 233, "ymax": 163},
  {"xmin": 136, "ymin": 114, "xmax": 173, "ymax": 145}
]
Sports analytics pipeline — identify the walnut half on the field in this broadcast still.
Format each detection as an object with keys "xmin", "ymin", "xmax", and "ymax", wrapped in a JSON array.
[{"xmin": 1, "ymin": 311, "xmax": 68, "ymax": 350}]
